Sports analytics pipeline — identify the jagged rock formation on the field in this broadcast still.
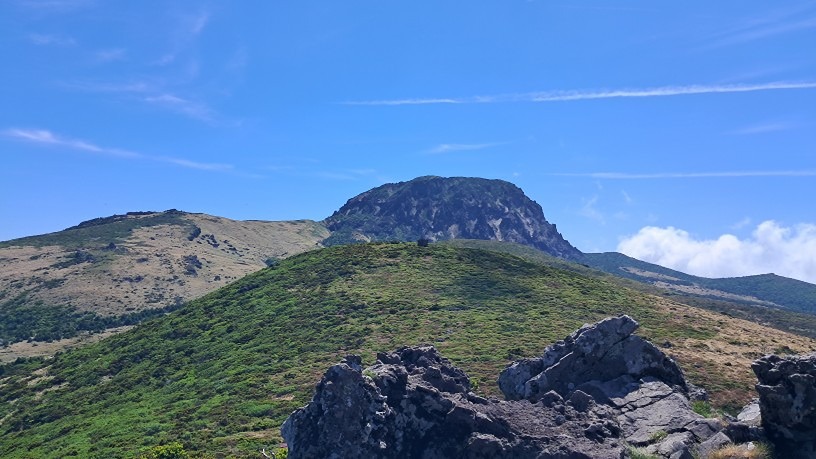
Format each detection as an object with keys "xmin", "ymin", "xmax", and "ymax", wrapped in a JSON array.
[
  {"xmin": 499, "ymin": 316, "xmax": 721, "ymax": 458},
  {"xmin": 282, "ymin": 346, "xmax": 626, "ymax": 458},
  {"xmin": 753, "ymin": 353, "xmax": 816, "ymax": 458},
  {"xmin": 282, "ymin": 317, "xmax": 732, "ymax": 458},
  {"xmin": 322, "ymin": 176, "xmax": 581, "ymax": 259}
]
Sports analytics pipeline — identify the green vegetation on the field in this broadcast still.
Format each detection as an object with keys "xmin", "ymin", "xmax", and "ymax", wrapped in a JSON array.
[
  {"xmin": 649, "ymin": 430, "xmax": 668, "ymax": 442},
  {"xmin": 0, "ymin": 210, "xmax": 192, "ymax": 248},
  {"xmin": 628, "ymin": 447, "xmax": 660, "ymax": 459},
  {"xmin": 0, "ymin": 244, "xmax": 758, "ymax": 457},
  {"xmin": 137, "ymin": 442, "xmax": 189, "ymax": 459},
  {"xmin": 692, "ymin": 400, "xmax": 715, "ymax": 418},
  {"xmin": 0, "ymin": 293, "xmax": 179, "ymax": 344}
]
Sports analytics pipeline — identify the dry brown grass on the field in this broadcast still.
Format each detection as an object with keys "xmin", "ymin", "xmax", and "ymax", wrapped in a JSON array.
[
  {"xmin": 647, "ymin": 297, "xmax": 816, "ymax": 409},
  {"xmin": 708, "ymin": 443, "xmax": 771, "ymax": 459},
  {"xmin": 0, "ymin": 214, "xmax": 328, "ymax": 316}
]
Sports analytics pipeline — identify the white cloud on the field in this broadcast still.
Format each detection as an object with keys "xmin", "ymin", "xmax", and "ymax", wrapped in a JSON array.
[
  {"xmin": 17, "ymin": 0, "xmax": 93, "ymax": 12},
  {"xmin": 551, "ymin": 170, "xmax": 816, "ymax": 179},
  {"xmin": 154, "ymin": 10, "xmax": 210, "ymax": 66},
  {"xmin": 579, "ymin": 195, "xmax": 605, "ymax": 224},
  {"xmin": 728, "ymin": 121, "xmax": 799, "ymax": 135},
  {"xmin": 426, "ymin": 142, "xmax": 502, "ymax": 154},
  {"xmin": 345, "ymin": 81, "xmax": 816, "ymax": 106},
  {"xmin": 94, "ymin": 48, "xmax": 127, "ymax": 62},
  {"xmin": 617, "ymin": 221, "xmax": 816, "ymax": 283},
  {"xmin": 707, "ymin": 11, "xmax": 816, "ymax": 48},
  {"xmin": 28, "ymin": 33, "xmax": 76, "ymax": 46},
  {"xmin": 3, "ymin": 128, "xmax": 232, "ymax": 172},
  {"xmin": 621, "ymin": 190, "xmax": 633, "ymax": 204},
  {"xmin": 144, "ymin": 94, "xmax": 215, "ymax": 122}
]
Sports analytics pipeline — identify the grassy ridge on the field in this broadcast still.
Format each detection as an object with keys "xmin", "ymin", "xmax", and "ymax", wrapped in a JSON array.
[
  {"xmin": 0, "ymin": 211, "xmax": 193, "ymax": 249},
  {"xmin": 0, "ymin": 243, "xmax": 793, "ymax": 458}
]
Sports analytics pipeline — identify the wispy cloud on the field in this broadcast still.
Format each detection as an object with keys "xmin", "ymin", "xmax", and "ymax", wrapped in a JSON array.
[
  {"xmin": 62, "ymin": 80, "xmax": 221, "ymax": 123},
  {"xmin": 345, "ymin": 81, "xmax": 816, "ymax": 106},
  {"xmin": 28, "ymin": 33, "xmax": 76, "ymax": 46},
  {"xmin": 579, "ymin": 195, "xmax": 605, "ymax": 224},
  {"xmin": 551, "ymin": 170, "xmax": 816, "ymax": 179},
  {"xmin": 61, "ymin": 80, "xmax": 155, "ymax": 93},
  {"xmin": 728, "ymin": 121, "xmax": 799, "ymax": 135},
  {"xmin": 314, "ymin": 169, "xmax": 379, "ymax": 181},
  {"xmin": 706, "ymin": 6, "xmax": 816, "ymax": 48},
  {"xmin": 144, "ymin": 94, "xmax": 215, "ymax": 122},
  {"xmin": 4, "ymin": 128, "xmax": 139, "ymax": 158},
  {"xmin": 155, "ymin": 10, "xmax": 210, "ymax": 66},
  {"xmin": 16, "ymin": 0, "xmax": 93, "ymax": 12},
  {"xmin": 3, "ymin": 128, "xmax": 232, "ymax": 172},
  {"xmin": 426, "ymin": 142, "xmax": 504, "ymax": 154},
  {"xmin": 94, "ymin": 48, "xmax": 127, "ymax": 63}
]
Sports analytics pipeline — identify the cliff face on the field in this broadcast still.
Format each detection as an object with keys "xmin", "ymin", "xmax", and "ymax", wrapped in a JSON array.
[{"xmin": 323, "ymin": 176, "xmax": 581, "ymax": 259}]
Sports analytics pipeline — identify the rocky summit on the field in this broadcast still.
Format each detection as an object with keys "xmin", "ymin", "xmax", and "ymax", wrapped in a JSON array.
[
  {"xmin": 322, "ymin": 176, "xmax": 581, "ymax": 259},
  {"xmin": 282, "ymin": 316, "xmax": 739, "ymax": 458}
]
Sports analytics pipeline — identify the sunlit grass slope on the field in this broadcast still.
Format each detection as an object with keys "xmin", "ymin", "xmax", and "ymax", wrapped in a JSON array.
[{"xmin": 1, "ymin": 243, "xmax": 812, "ymax": 458}]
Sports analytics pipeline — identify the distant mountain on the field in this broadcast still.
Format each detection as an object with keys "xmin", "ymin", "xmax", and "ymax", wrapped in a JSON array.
[
  {"xmin": 3, "ymin": 243, "xmax": 813, "ymax": 457},
  {"xmin": 0, "ymin": 210, "xmax": 327, "ymax": 347},
  {"xmin": 323, "ymin": 176, "xmax": 581, "ymax": 259},
  {"xmin": 581, "ymin": 252, "xmax": 816, "ymax": 315}
]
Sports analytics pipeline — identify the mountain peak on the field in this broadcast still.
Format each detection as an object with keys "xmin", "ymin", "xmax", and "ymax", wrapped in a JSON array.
[{"xmin": 323, "ymin": 176, "xmax": 581, "ymax": 258}]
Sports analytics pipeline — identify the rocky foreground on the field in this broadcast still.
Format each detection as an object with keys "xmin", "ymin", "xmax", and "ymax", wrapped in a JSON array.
[{"xmin": 282, "ymin": 316, "xmax": 816, "ymax": 458}]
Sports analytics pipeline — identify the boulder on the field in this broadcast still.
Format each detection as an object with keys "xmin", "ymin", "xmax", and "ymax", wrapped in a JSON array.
[
  {"xmin": 498, "ymin": 316, "xmax": 687, "ymax": 402},
  {"xmin": 753, "ymin": 352, "xmax": 816, "ymax": 458},
  {"xmin": 498, "ymin": 316, "xmax": 721, "ymax": 458},
  {"xmin": 282, "ymin": 346, "xmax": 626, "ymax": 458},
  {"xmin": 736, "ymin": 400, "xmax": 761, "ymax": 427}
]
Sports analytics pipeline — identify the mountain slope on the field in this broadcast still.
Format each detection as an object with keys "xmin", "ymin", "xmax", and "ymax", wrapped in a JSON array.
[
  {"xmin": 582, "ymin": 252, "xmax": 816, "ymax": 315},
  {"xmin": 443, "ymin": 239, "xmax": 816, "ymax": 339},
  {"xmin": 0, "ymin": 210, "xmax": 328, "ymax": 345},
  {"xmin": 1, "ymin": 243, "xmax": 812, "ymax": 458},
  {"xmin": 323, "ymin": 176, "xmax": 581, "ymax": 258}
]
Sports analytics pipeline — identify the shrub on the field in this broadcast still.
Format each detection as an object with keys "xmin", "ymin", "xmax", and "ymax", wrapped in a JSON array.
[
  {"xmin": 139, "ymin": 442, "xmax": 189, "ymax": 459},
  {"xmin": 692, "ymin": 400, "xmax": 715, "ymax": 417}
]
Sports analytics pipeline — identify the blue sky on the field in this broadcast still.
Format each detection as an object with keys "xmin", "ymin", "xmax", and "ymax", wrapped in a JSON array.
[{"xmin": 1, "ymin": 1, "xmax": 815, "ymax": 282}]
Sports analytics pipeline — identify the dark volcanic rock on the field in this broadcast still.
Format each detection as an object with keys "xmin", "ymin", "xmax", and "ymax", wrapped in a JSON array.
[
  {"xmin": 283, "ymin": 317, "xmax": 744, "ymax": 459},
  {"xmin": 322, "ymin": 176, "xmax": 581, "ymax": 259},
  {"xmin": 282, "ymin": 346, "xmax": 625, "ymax": 459},
  {"xmin": 498, "ymin": 316, "xmax": 687, "ymax": 403},
  {"xmin": 753, "ymin": 353, "xmax": 816, "ymax": 458},
  {"xmin": 498, "ymin": 316, "xmax": 718, "ymax": 458}
]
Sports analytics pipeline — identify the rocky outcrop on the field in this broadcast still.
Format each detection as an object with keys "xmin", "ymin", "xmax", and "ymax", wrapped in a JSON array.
[
  {"xmin": 282, "ymin": 316, "xmax": 739, "ymax": 458},
  {"xmin": 498, "ymin": 316, "xmax": 687, "ymax": 402},
  {"xmin": 282, "ymin": 346, "xmax": 626, "ymax": 458},
  {"xmin": 499, "ymin": 316, "xmax": 720, "ymax": 458},
  {"xmin": 322, "ymin": 176, "xmax": 582, "ymax": 259},
  {"xmin": 753, "ymin": 353, "xmax": 816, "ymax": 457}
]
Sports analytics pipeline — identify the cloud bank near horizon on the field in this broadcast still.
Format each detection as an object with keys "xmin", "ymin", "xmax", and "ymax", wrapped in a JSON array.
[{"xmin": 617, "ymin": 221, "xmax": 816, "ymax": 284}]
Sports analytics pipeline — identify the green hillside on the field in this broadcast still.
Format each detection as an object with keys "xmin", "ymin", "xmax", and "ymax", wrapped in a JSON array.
[
  {"xmin": 445, "ymin": 240, "xmax": 816, "ymax": 339},
  {"xmin": 1, "ymin": 243, "xmax": 811, "ymax": 458}
]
